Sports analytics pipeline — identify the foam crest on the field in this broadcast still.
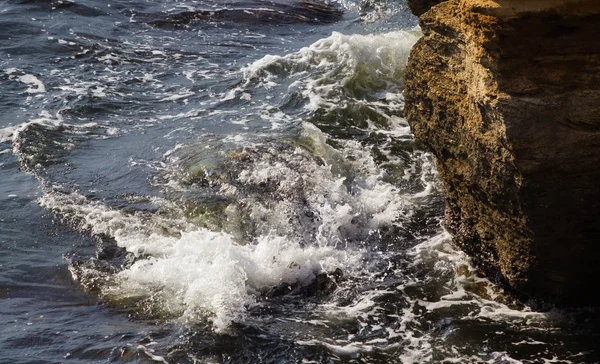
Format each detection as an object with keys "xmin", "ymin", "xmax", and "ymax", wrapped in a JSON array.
[
  {"xmin": 7, "ymin": 111, "xmax": 121, "ymax": 175},
  {"xmin": 4, "ymin": 111, "xmax": 60, "ymax": 144},
  {"xmin": 111, "ymin": 230, "xmax": 359, "ymax": 330},
  {"xmin": 5, "ymin": 68, "xmax": 46, "ymax": 94},
  {"xmin": 242, "ymin": 30, "xmax": 421, "ymax": 117},
  {"xmin": 165, "ymin": 122, "xmax": 428, "ymax": 245},
  {"xmin": 39, "ymin": 192, "xmax": 189, "ymax": 256},
  {"xmin": 39, "ymin": 117, "xmax": 435, "ymax": 331},
  {"xmin": 40, "ymin": 187, "xmax": 363, "ymax": 331},
  {"xmin": 243, "ymin": 30, "xmax": 420, "ymax": 89}
]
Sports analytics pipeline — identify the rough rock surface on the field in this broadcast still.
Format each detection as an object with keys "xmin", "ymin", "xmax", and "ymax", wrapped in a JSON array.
[{"xmin": 404, "ymin": 0, "xmax": 600, "ymax": 304}]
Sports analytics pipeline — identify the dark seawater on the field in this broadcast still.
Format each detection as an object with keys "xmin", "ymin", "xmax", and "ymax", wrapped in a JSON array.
[{"xmin": 1, "ymin": 0, "xmax": 599, "ymax": 363}]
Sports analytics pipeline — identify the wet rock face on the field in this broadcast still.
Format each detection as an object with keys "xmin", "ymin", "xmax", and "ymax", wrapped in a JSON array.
[{"xmin": 404, "ymin": 0, "xmax": 600, "ymax": 304}]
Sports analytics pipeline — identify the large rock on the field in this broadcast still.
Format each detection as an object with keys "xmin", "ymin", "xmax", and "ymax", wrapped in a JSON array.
[{"xmin": 404, "ymin": 0, "xmax": 600, "ymax": 304}]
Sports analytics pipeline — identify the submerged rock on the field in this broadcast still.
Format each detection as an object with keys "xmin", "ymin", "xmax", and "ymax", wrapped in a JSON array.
[
  {"xmin": 266, "ymin": 268, "xmax": 343, "ymax": 298},
  {"xmin": 405, "ymin": 0, "xmax": 600, "ymax": 304}
]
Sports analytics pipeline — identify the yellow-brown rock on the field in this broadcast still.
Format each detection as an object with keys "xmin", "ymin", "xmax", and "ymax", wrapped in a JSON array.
[{"xmin": 405, "ymin": 0, "xmax": 600, "ymax": 304}]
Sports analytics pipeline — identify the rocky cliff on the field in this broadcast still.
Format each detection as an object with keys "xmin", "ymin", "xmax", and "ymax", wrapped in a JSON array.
[{"xmin": 404, "ymin": 0, "xmax": 600, "ymax": 304}]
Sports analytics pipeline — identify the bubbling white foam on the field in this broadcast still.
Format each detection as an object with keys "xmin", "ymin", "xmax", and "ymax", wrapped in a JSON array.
[
  {"xmin": 21, "ymin": 28, "xmax": 443, "ymax": 337},
  {"xmin": 243, "ymin": 30, "xmax": 421, "ymax": 90},
  {"xmin": 296, "ymin": 229, "xmax": 563, "ymax": 362},
  {"xmin": 112, "ymin": 230, "xmax": 360, "ymax": 330},
  {"xmin": 38, "ymin": 114, "xmax": 437, "ymax": 332},
  {"xmin": 4, "ymin": 68, "xmax": 46, "ymax": 94},
  {"xmin": 41, "ymin": 190, "xmax": 363, "ymax": 331},
  {"xmin": 242, "ymin": 30, "xmax": 421, "ymax": 120}
]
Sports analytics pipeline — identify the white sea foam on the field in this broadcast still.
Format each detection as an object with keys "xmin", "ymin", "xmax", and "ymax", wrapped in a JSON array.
[
  {"xmin": 17, "ymin": 74, "xmax": 46, "ymax": 93},
  {"xmin": 0, "ymin": 126, "xmax": 19, "ymax": 144},
  {"xmin": 40, "ymin": 190, "xmax": 362, "ymax": 331},
  {"xmin": 36, "ymin": 113, "xmax": 436, "ymax": 332},
  {"xmin": 7, "ymin": 111, "xmax": 62, "ymax": 146},
  {"xmin": 242, "ymin": 30, "xmax": 421, "ymax": 124},
  {"xmin": 298, "ymin": 340, "xmax": 373, "ymax": 357},
  {"xmin": 159, "ymin": 92, "xmax": 195, "ymax": 102},
  {"xmin": 4, "ymin": 68, "xmax": 46, "ymax": 94},
  {"xmin": 3, "ymin": 2, "xmax": 589, "ymax": 361},
  {"xmin": 6, "ymin": 111, "xmax": 121, "ymax": 165},
  {"xmin": 299, "ymin": 227, "xmax": 564, "ymax": 362},
  {"xmin": 113, "ymin": 230, "xmax": 359, "ymax": 330}
]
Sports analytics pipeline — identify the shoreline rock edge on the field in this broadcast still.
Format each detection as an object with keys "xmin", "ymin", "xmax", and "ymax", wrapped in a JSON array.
[{"xmin": 404, "ymin": 0, "xmax": 600, "ymax": 305}]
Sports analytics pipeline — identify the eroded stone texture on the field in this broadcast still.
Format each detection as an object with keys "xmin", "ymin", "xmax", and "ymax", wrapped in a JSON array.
[{"xmin": 405, "ymin": 0, "xmax": 600, "ymax": 304}]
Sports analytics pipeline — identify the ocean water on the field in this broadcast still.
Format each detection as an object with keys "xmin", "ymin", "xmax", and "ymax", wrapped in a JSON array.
[{"xmin": 1, "ymin": 0, "xmax": 599, "ymax": 363}]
